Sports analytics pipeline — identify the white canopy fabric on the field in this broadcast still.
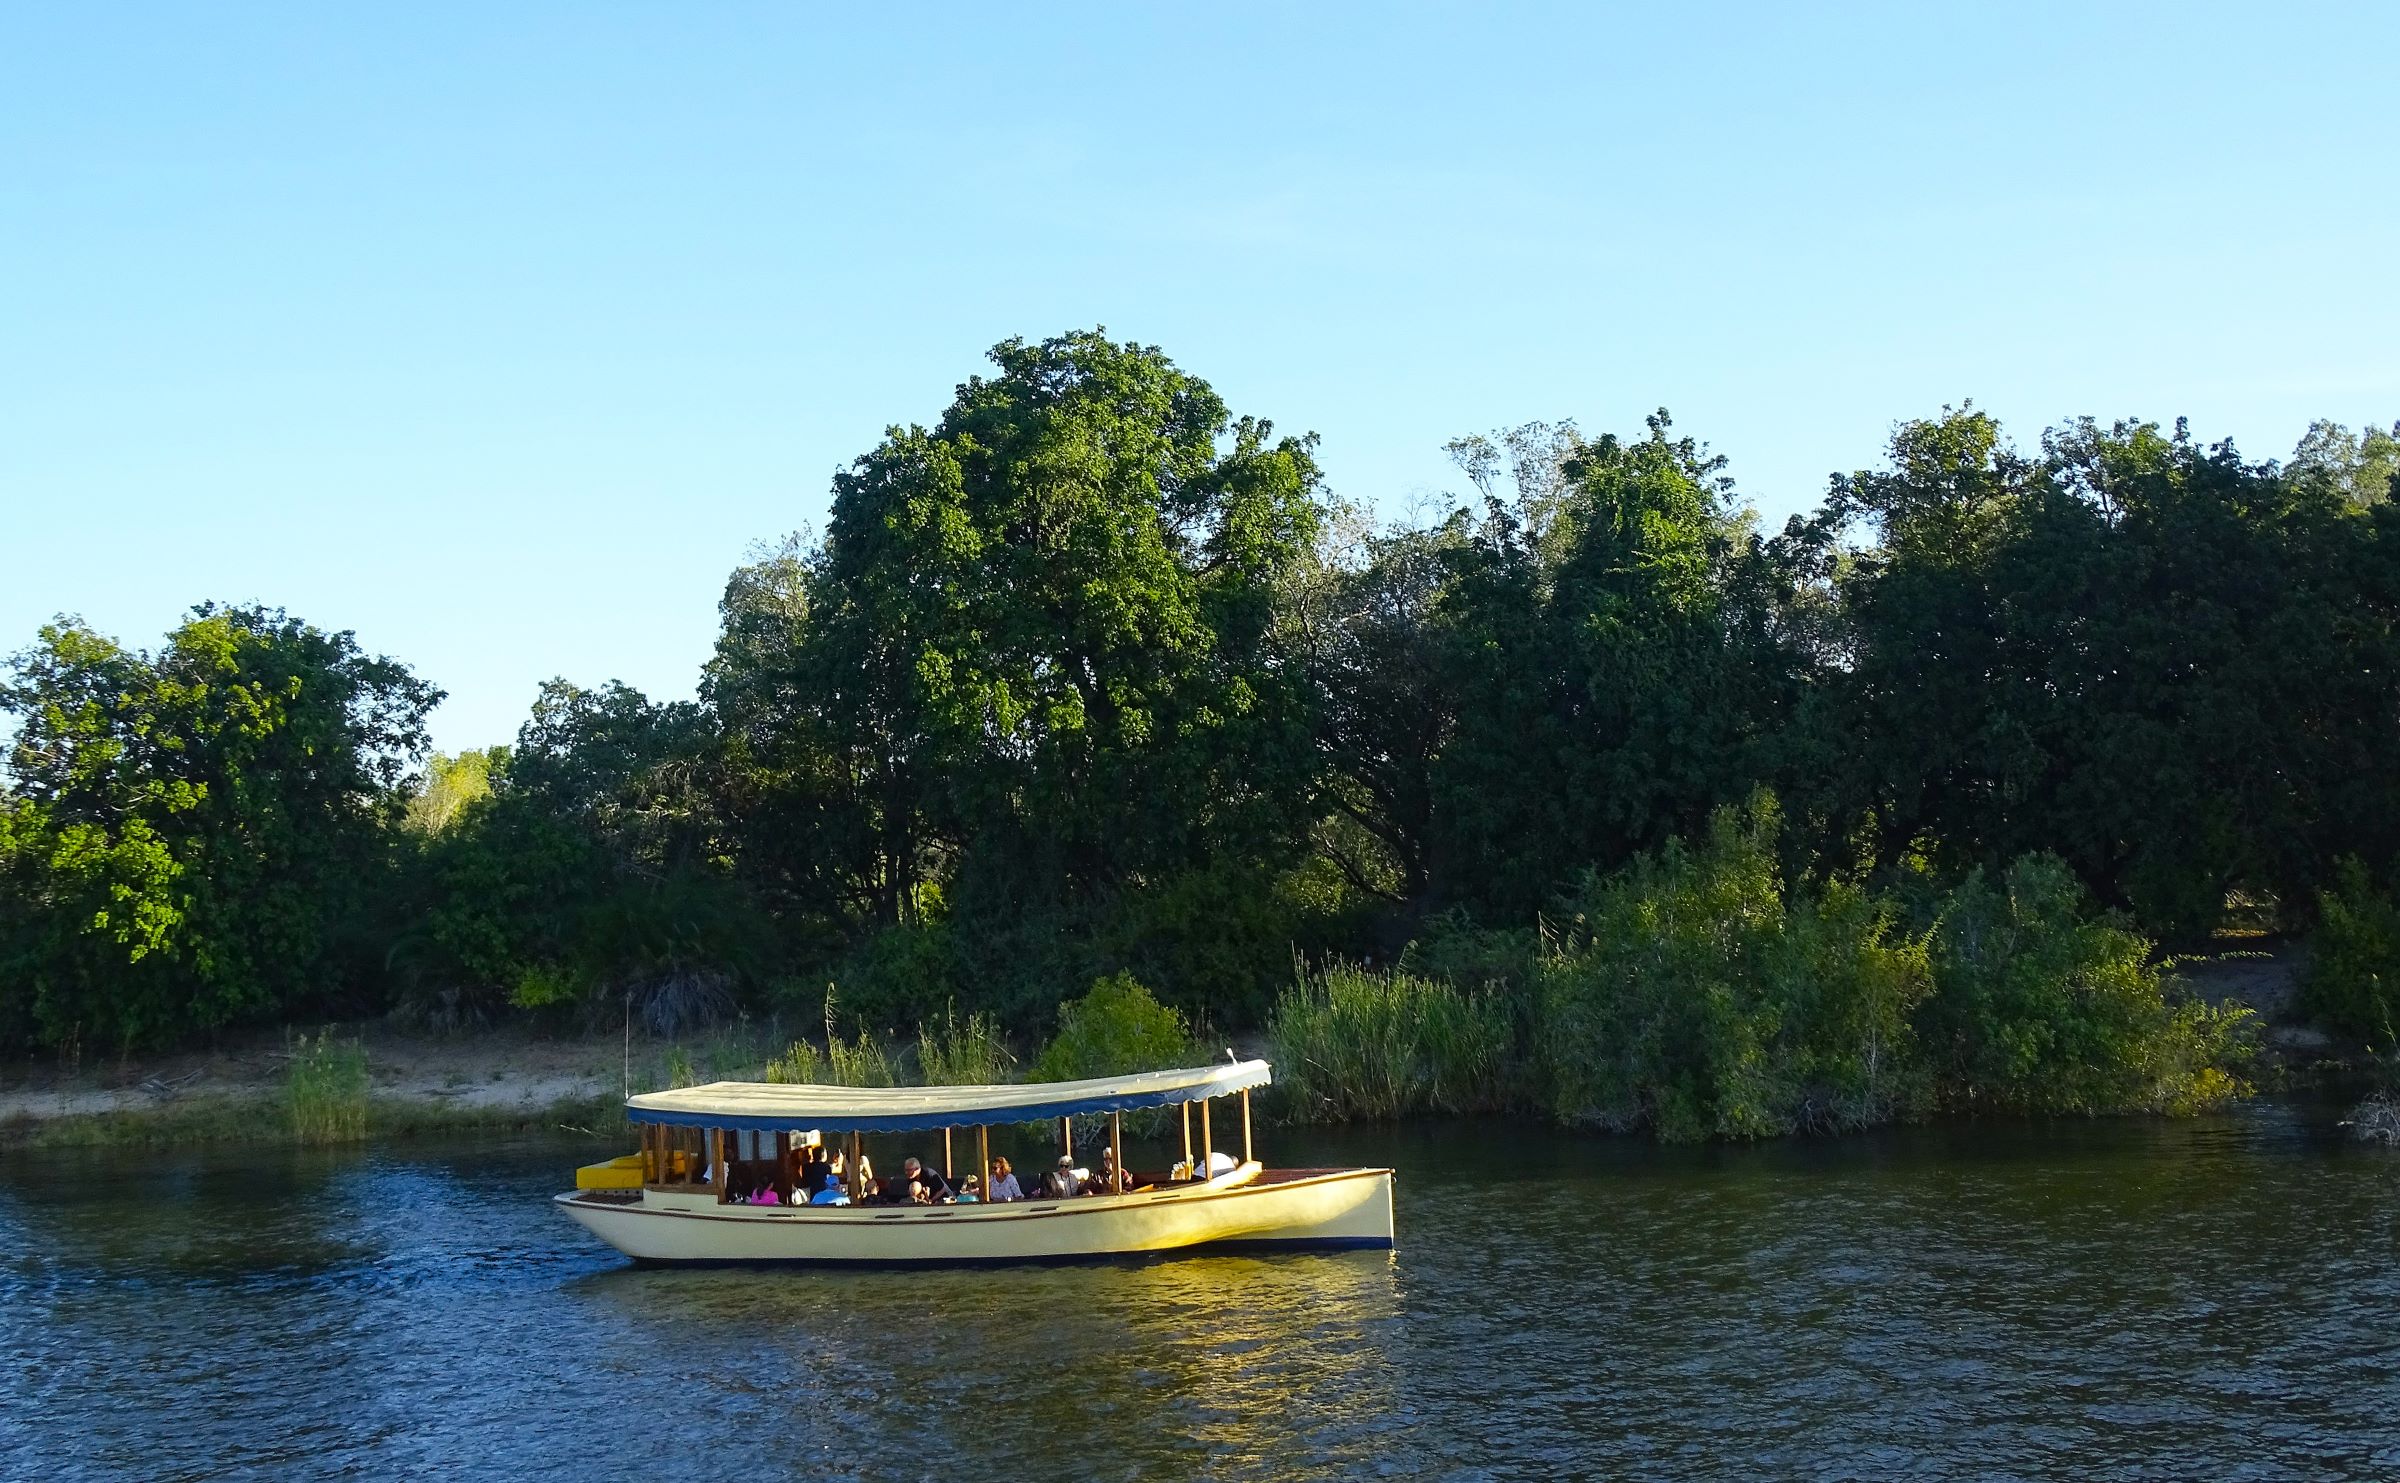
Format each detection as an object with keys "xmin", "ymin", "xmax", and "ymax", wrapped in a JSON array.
[{"xmin": 625, "ymin": 1059, "xmax": 1273, "ymax": 1133}]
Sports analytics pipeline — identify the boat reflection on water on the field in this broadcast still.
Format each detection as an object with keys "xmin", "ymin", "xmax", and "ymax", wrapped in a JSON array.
[{"xmin": 564, "ymin": 1247, "xmax": 1410, "ymax": 1473}]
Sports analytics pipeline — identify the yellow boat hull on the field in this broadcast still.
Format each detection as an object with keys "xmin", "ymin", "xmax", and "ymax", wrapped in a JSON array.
[{"xmin": 554, "ymin": 1164, "xmax": 1394, "ymax": 1266}]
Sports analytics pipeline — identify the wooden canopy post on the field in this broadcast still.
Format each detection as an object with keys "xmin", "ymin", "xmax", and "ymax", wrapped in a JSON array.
[
  {"xmin": 1062, "ymin": 1116, "xmax": 1074, "ymax": 1164},
  {"xmin": 711, "ymin": 1127, "xmax": 728, "ymax": 1202},
  {"xmin": 1200, "ymin": 1098, "xmax": 1213, "ymax": 1179},
  {"xmin": 848, "ymin": 1130, "xmax": 864, "ymax": 1203},
  {"xmin": 977, "ymin": 1124, "xmax": 991, "ymax": 1202},
  {"xmin": 1240, "ymin": 1089, "xmax": 1253, "ymax": 1166},
  {"xmin": 1109, "ymin": 1111, "xmax": 1124, "ymax": 1193},
  {"xmin": 773, "ymin": 1131, "xmax": 792, "ymax": 1201},
  {"xmin": 1180, "ymin": 1101, "xmax": 1193, "ymax": 1173},
  {"xmin": 943, "ymin": 1127, "xmax": 954, "ymax": 1183}
]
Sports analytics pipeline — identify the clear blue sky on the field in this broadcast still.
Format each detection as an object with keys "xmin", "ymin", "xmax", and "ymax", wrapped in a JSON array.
[{"xmin": 6, "ymin": 4, "xmax": 2394, "ymax": 755}]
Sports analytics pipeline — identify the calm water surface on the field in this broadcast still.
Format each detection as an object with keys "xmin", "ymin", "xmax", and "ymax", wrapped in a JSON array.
[{"xmin": 4, "ymin": 1107, "xmax": 2398, "ymax": 1480}]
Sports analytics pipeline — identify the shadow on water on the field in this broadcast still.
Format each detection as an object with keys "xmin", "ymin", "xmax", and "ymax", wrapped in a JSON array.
[{"xmin": 5, "ymin": 1104, "xmax": 2400, "ymax": 1480}]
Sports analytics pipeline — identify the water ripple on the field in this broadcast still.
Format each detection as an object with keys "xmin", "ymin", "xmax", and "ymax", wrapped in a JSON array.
[{"xmin": 2, "ymin": 1108, "xmax": 2397, "ymax": 1480}]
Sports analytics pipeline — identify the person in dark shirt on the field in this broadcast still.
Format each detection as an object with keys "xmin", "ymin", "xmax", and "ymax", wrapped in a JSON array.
[
  {"xmin": 798, "ymin": 1147, "xmax": 834, "ymax": 1197},
  {"xmin": 900, "ymin": 1156, "xmax": 951, "ymax": 1202}
]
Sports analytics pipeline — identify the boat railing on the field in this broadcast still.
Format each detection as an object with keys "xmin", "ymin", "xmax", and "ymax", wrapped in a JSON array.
[{"xmin": 628, "ymin": 1080, "xmax": 1261, "ymax": 1213}]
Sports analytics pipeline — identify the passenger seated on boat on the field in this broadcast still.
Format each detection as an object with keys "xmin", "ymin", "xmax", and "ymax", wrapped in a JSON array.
[
  {"xmin": 955, "ymin": 1175, "xmax": 981, "ymax": 1203},
  {"xmin": 1043, "ymin": 1156, "xmax": 1084, "ymax": 1198},
  {"xmin": 1089, "ymin": 1146, "xmax": 1135, "ymax": 1194},
  {"xmin": 900, "ymin": 1157, "xmax": 951, "ymax": 1202},
  {"xmin": 799, "ymin": 1148, "xmax": 834, "ymax": 1196},
  {"xmin": 746, "ymin": 1184, "xmax": 780, "ymax": 1206},
  {"xmin": 986, "ymin": 1157, "xmax": 1022, "ymax": 1202}
]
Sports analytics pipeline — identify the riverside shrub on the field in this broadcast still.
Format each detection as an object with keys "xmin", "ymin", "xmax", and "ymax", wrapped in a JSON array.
[
  {"xmin": 1030, "ymin": 974, "xmax": 1194, "ymax": 1083},
  {"xmin": 1537, "ymin": 797, "xmax": 1932, "ymax": 1141},
  {"xmin": 2304, "ymin": 858, "xmax": 2400, "ymax": 1045},
  {"xmin": 1268, "ymin": 962, "xmax": 1512, "ymax": 1121},
  {"xmin": 1375, "ymin": 798, "xmax": 2250, "ymax": 1141},
  {"xmin": 1923, "ymin": 854, "xmax": 2252, "ymax": 1115}
]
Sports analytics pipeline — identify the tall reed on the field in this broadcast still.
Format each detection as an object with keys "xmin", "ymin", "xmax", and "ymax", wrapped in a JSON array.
[
  {"xmin": 1268, "ymin": 961, "xmax": 1511, "ymax": 1122},
  {"xmin": 763, "ymin": 990, "xmax": 900, "ymax": 1087},
  {"xmin": 287, "ymin": 1030, "xmax": 370, "ymax": 1144},
  {"xmin": 915, "ymin": 1004, "xmax": 1014, "ymax": 1086}
]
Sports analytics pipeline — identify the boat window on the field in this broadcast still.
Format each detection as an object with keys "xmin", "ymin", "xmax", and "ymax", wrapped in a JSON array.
[{"xmin": 640, "ymin": 1124, "xmax": 708, "ymax": 1189}]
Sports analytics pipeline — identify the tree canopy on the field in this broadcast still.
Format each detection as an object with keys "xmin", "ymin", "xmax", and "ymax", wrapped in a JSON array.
[
  {"xmin": 0, "ymin": 606, "xmax": 436, "ymax": 1050},
  {"xmin": 5, "ymin": 332, "xmax": 2396, "ymax": 1066}
]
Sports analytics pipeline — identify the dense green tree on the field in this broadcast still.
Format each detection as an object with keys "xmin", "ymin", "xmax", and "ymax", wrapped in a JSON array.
[
  {"xmin": 702, "ymin": 534, "xmax": 886, "ymax": 946},
  {"xmin": 402, "ymin": 680, "xmax": 758, "ymax": 1032},
  {"xmin": 0, "ymin": 606, "xmax": 436, "ymax": 1051},
  {"xmin": 1428, "ymin": 413, "xmax": 1820, "ymax": 921},
  {"xmin": 405, "ymin": 747, "xmax": 503, "ymax": 833},
  {"xmin": 814, "ymin": 329, "xmax": 1324, "ymax": 900},
  {"xmin": 6, "ymin": 331, "xmax": 2393, "ymax": 1083},
  {"xmin": 1814, "ymin": 406, "xmax": 2048, "ymax": 876},
  {"xmin": 1291, "ymin": 509, "xmax": 1466, "ymax": 906},
  {"xmin": 1826, "ymin": 409, "xmax": 2400, "ymax": 937},
  {"xmin": 710, "ymin": 330, "xmax": 1331, "ymax": 1027},
  {"xmin": 2290, "ymin": 418, "xmax": 2400, "ymax": 509}
]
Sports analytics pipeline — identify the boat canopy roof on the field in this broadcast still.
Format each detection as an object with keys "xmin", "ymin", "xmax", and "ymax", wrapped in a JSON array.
[{"xmin": 624, "ymin": 1059, "xmax": 1273, "ymax": 1134}]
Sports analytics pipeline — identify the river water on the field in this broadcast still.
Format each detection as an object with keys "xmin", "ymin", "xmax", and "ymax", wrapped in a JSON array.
[{"xmin": 3, "ymin": 1106, "xmax": 2397, "ymax": 1480}]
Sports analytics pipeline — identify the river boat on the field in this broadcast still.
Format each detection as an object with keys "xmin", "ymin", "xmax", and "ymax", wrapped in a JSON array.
[{"xmin": 555, "ymin": 1059, "xmax": 1395, "ymax": 1266}]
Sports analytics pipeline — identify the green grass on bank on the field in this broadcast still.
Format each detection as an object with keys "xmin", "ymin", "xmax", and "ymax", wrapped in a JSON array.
[
  {"xmin": 287, "ymin": 1030, "xmax": 370, "ymax": 1144},
  {"xmin": 5, "ymin": 1092, "xmax": 628, "ymax": 1152}
]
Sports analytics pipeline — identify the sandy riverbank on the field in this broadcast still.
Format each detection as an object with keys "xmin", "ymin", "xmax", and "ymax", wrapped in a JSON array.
[{"xmin": 0, "ymin": 1021, "xmax": 785, "ymax": 1148}]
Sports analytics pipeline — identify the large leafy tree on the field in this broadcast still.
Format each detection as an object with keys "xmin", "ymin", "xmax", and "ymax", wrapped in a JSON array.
[
  {"xmin": 800, "ymin": 329, "xmax": 1327, "ymax": 922},
  {"xmin": 703, "ymin": 534, "xmax": 894, "ymax": 942},
  {"xmin": 1294, "ymin": 424, "xmax": 1585, "ymax": 912},
  {"xmin": 1826, "ymin": 409, "xmax": 2400, "ymax": 937},
  {"xmin": 1293, "ymin": 512, "xmax": 1465, "ymax": 906},
  {"xmin": 1427, "ymin": 414, "xmax": 1819, "ymax": 921},
  {"xmin": 1814, "ymin": 406, "xmax": 2046, "ymax": 874},
  {"xmin": 0, "ymin": 605, "xmax": 437, "ymax": 1051},
  {"xmin": 2289, "ymin": 418, "xmax": 2400, "ymax": 510}
]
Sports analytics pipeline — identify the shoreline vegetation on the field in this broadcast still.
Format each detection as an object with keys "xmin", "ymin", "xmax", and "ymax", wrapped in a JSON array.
[
  {"xmin": 7, "ymin": 332, "xmax": 2400, "ymax": 1151},
  {"xmin": 0, "ymin": 930, "xmax": 2350, "ymax": 1153}
]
